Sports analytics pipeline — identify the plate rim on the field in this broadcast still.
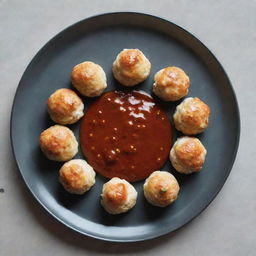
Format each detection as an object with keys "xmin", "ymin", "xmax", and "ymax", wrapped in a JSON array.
[{"xmin": 10, "ymin": 11, "xmax": 241, "ymax": 242}]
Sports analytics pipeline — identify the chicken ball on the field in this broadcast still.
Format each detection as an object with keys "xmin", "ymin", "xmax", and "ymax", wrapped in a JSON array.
[
  {"xmin": 101, "ymin": 177, "xmax": 137, "ymax": 214},
  {"xmin": 39, "ymin": 125, "xmax": 78, "ymax": 161},
  {"xmin": 170, "ymin": 136, "xmax": 207, "ymax": 174},
  {"xmin": 47, "ymin": 88, "xmax": 84, "ymax": 125},
  {"xmin": 59, "ymin": 159, "xmax": 96, "ymax": 194},
  {"xmin": 71, "ymin": 61, "xmax": 107, "ymax": 97},
  {"xmin": 143, "ymin": 171, "xmax": 180, "ymax": 207},
  {"xmin": 173, "ymin": 97, "xmax": 211, "ymax": 135},
  {"xmin": 112, "ymin": 49, "xmax": 151, "ymax": 86},
  {"xmin": 153, "ymin": 66, "xmax": 190, "ymax": 101}
]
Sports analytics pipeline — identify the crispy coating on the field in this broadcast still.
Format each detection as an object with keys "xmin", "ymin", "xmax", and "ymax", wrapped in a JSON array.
[
  {"xmin": 173, "ymin": 97, "xmax": 211, "ymax": 135},
  {"xmin": 59, "ymin": 159, "xmax": 96, "ymax": 194},
  {"xmin": 47, "ymin": 88, "xmax": 84, "ymax": 125},
  {"xmin": 101, "ymin": 177, "xmax": 138, "ymax": 214},
  {"xmin": 39, "ymin": 125, "xmax": 78, "ymax": 161},
  {"xmin": 143, "ymin": 171, "xmax": 180, "ymax": 207},
  {"xmin": 112, "ymin": 49, "xmax": 151, "ymax": 86},
  {"xmin": 153, "ymin": 66, "xmax": 190, "ymax": 101},
  {"xmin": 170, "ymin": 136, "xmax": 207, "ymax": 174},
  {"xmin": 71, "ymin": 61, "xmax": 107, "ymax": 97},
  {"xmin": 105, "ymin": 183, "xmax": 127, "ymax": 205}
]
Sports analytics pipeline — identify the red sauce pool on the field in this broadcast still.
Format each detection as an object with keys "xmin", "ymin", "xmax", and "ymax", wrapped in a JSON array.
[{"xmin": 80, "ymin": 91, "xmax": 172, "ymax": 182}]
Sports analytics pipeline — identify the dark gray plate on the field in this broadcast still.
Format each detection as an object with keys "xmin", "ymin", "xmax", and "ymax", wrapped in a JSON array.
[{"xmin": 11, "ymin": 12, "xmax": 240, "ymax": 242}]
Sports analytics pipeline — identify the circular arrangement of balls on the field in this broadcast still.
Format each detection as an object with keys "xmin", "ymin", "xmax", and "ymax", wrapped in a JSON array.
[{"xmin": 39, "ymin": 49, "xmax": 211, "ymax": 214}]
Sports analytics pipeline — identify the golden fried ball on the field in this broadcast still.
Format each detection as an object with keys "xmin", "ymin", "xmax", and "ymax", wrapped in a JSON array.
[
  {"xmin": 101, "ymin": 177, "xmax": 138, "ymax": 214},
  {"xmin": 47, "ymin": 88, "xmax": 84, "ymax": 125},
  {"xmin": 143, "ymin": 171, "xmax": 180, "ymax": 207},
  {"xmin": 71, "ymin": 61, "xmax": 107, "ymax": 97},
  {"xmin": 39, "ymin": 125, "xmax": 78, "ymax": 161},
  {"xmin": 153, "ymin": 66, "xmax": 190, "ymax": 101},
  {"xmin": 112, "ymin": 49, "xmax": 151, "ymax": 86},
  {"xmin": 170, "ymin": 136, "xmax": 207, "ymax": 174},
  {"xmin": 59, "ymin": 159, "xmax": 96, "ymax": 194},
  {"xmin": 173, "ymin": 97, "xmax": 211, "ymax": 135}
]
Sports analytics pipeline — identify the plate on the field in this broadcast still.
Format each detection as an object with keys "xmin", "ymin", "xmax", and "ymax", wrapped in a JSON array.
[{"xmin": 11, "ymin": 12, "xmax": 240, "ymax": 242}]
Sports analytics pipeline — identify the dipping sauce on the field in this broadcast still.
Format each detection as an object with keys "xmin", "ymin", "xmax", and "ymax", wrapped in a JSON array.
[{"xmin": 80, "ymin": 91, "xmax": 172, "ymax": 182}]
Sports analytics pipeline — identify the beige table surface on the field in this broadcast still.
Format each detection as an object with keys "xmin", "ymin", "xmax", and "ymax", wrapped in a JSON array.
[{"xmin": 1, "ymin": 0, "xmax": 255, "ymax": 255}]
